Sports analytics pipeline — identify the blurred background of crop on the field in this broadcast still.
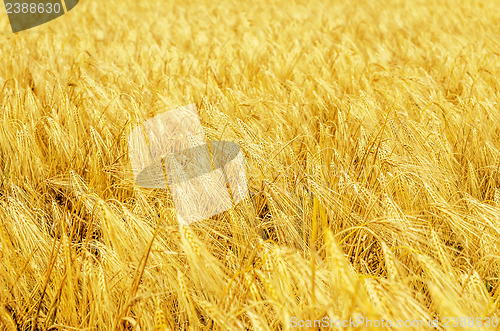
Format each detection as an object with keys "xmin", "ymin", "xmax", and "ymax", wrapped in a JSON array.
[{"xmin": 1, "ymin": 0, "xmax": 500, "ymax": 329}]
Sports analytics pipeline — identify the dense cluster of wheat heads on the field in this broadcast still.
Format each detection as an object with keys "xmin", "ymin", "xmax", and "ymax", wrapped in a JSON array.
[{"xmin": 1, "ymin": 0, "xmax": 500, "ymax": 329}]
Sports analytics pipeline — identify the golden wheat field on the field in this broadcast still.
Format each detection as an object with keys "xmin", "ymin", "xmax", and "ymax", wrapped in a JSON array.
[{"xmin": 1, "ymin": 0, "xmax": 500, "ymax": 330}]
